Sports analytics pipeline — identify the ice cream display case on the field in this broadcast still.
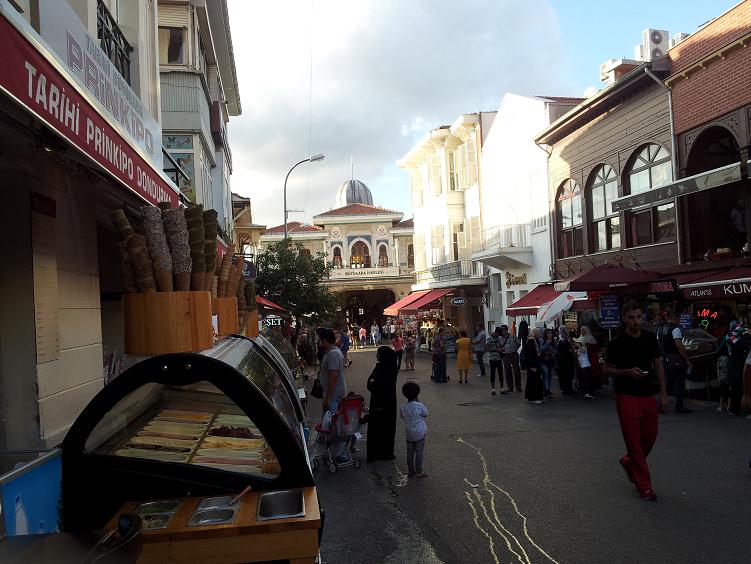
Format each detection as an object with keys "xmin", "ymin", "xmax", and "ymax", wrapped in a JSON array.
[
  {"xmin": 61, "ymin": 336, "xmax": 315, "ymax": 533},
  {"xmin": 256, "ymin": 329, "xmax": 306, "ymax": 401}
]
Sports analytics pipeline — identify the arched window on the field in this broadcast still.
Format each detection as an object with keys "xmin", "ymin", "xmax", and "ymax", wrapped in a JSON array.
[
  {"xmin": 589, "ymin": 165, "xmax": 620, "ymax": 252},
  {"xmin": 407, "ymin": 244, "xmax": 414, "ymax": 268},
  {"xmin": 332, "ymin": 246, "xmax": 342, "ymax": 269},
  {"xmin": 350, "ymin": 241, "xmax": 371, "ymax": 268},
  {"xmin": 557, "ymin": 179, "xmax": 583, "ymax": 258},
  {"xmin": 378, "ymin": 244, "xmax": 388, "ymax": 267},
  {"xmin": 625, "ymin": 144, "xmax": 675, "ymax": 247}
]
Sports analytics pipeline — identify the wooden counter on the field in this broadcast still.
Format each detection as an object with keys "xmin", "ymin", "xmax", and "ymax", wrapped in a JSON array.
[{"xmin": 107, "ymin": 487, "xmax": 320, "ymax": 563}]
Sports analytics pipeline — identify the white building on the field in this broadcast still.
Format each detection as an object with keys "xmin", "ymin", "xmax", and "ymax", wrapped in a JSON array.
[
  {"xmin": 398, "ymin": 112, "xmax": 495, "ymax": 330},
  {"xmin": 473, "ymin": 94, "xmax": 582, "ymax": 330},
  {"xmin": 158, "ymin": 0, "xmax": 241, "ymax": 244}
]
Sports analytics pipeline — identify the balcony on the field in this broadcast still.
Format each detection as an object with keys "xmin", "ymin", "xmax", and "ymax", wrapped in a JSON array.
[
  {"xmin": 414, "ymin": 260, "xmax": 484, "ymax": 287},
  {"xmin": 472, "ymin": 223, "xmax": 533, "ymax": 269},
  {"xmin": 97, "ymin": 0, "xmax": 132, "ymax": 85}
]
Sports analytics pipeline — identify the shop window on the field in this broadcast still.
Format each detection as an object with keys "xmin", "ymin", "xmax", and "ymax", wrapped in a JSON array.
[
  {"xmin": 407, "ymin": 244, "xmax": 414, "ymax": 269},
  {"xmin": 557, "ymin": 179, "xmax": 583, "ymax": 258},
  {"xmin": 350, "ymin": 241, "xmax": 371, "ymax": 268},
  {"xmin": 626, "ymin": 144, "xmax": 672, "ymax": 195},
  {"xmin": 332, "ymin": 246, "xmax": 342, "ymax": 269},
  {"xmin": 588, "ymin": 165, "xmax": 620, "ymax": 251},
  {"xmin": 159, "ymin": 26, "xmax": 186, "ymax": 65},
  {"xmin": 378, "ymin": 245, "xmax": 388, "ymax": 267}
]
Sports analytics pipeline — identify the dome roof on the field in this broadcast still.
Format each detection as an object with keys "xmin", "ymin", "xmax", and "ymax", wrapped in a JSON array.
[{"xmin": 335, "ymin": 179, "xmax": 373, "ymax": 208}]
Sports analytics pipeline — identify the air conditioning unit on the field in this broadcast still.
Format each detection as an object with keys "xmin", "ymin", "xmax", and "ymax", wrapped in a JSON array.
[
  {"xmin": 642, "ymin": 29, "xmax": 669, "ymax": 60},
  {"xmin": 670, "ymin": 32, "xmax": 690, "ymax": 48}
]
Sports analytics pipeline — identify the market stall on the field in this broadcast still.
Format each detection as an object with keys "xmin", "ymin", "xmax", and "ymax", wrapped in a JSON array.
[{"xmin": 59, "ymin": 336, "xmax": 320, "ymax": 562}]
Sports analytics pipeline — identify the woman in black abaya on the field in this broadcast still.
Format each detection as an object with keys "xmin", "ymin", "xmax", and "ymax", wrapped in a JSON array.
[{"xmin": 366, "ymin": 346, "xmax": 398, "ymax": 462}]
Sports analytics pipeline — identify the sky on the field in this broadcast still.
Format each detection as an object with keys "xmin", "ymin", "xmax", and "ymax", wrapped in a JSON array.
[{"xmin": 226, "ymin": 0, "xmax": 738, "ymax": 228}]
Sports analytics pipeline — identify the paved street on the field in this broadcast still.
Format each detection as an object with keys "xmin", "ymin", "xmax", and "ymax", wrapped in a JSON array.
[{"xmin": 309, "ymin": 347, "xmax": 751, "ymax": 564}]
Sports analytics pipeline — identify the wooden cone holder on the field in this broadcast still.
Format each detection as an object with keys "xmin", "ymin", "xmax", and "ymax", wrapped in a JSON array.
[
  {"xmin": 124, "ymin": 291, "xmax": 213, "ymax": 355},
  {"xmin": 243, "ymin": 309, "xmax": 259, "ymax": 338},
  {"xmin": 212, "ymin": 297, "xmax": 240, "ymax": 336}
]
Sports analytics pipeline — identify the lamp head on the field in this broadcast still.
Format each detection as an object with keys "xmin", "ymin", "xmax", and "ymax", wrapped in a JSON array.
[{"xmin": 310, "ymin": 153, "xmax": 325, "ymax": 162}]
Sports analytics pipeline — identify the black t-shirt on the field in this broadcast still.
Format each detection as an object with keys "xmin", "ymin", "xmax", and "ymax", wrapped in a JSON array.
[{"xmin": 605, "ymin": 330, "xmax": 661, "ymax": 396}]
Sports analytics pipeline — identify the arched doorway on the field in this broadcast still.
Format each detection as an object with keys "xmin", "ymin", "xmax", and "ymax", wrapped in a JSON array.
[
  {"xmin": 683, "ymin": 126, "xmax": 742, "ymax": 259},
  {"xmin": 350, "ymin": 241, "xmax": 371, "ymax": 268},
  {"xmin": 342, "ymin": 289, "xmax": 396, "ymax": 327}
]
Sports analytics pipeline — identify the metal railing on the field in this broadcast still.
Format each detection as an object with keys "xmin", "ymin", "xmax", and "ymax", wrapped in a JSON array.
[
  {"xmin": 480, "ymin": 223, "xmax": 531, "ymax": 252},
  {"xmin": 414, "ymin": 259, "xmax": 481, "ymax": 284},
  {"xmin": 97, "ymin": 0, "xmax": 132, "ymax": 85}
]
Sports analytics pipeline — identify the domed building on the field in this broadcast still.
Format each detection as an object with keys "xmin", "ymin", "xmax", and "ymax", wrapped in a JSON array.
[
  {"xmin": 261, "ymin": 178, "xmax": 415, "ymax": 326},
  {"xmin": 335, "ymin": 179, "xmax": 374, "ymax": 207}
]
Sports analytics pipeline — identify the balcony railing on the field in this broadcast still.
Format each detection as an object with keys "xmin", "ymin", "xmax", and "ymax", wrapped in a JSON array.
[
  {"xmin": 97, "ymin": 0, "xmax": 132, "ymax": 85},
  {"xmin": 480, "ymin": 223, "xmax": 531, "ymax": 252},
  {"xmin": 414, "ymin": 259, "xmax": 482, "ymax": 285}
]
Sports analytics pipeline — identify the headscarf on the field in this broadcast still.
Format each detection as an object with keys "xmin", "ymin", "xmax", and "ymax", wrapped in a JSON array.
[{"xmin": 376, "ymin": 345, "xmax": 398, "ymax": 374}]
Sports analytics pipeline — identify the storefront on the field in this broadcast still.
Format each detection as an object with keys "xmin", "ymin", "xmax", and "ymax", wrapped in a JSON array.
[{"xmin": 0, "ymin": 2, "xmax": 180, "ymax": 450}]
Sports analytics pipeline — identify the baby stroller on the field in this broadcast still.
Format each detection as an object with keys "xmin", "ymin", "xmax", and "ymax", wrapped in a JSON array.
[{"xmin": 311, "ymin": 393, "xmax": 365, "ymax": 474}]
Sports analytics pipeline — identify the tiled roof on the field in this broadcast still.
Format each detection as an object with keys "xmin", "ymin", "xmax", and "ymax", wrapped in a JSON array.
[
  {"xmin": 535, "ymin": 95, "xmax": 587, "ymax": 104},
  {"xmin": 314, "ymin": 203, "xmax": 401, "ymax": 217},
  {"xmin": 393, "ymin": 218, "xmax": 414, "ymax": 228},
  {"xmin": 264, "ymin": 221, "xmax": 325, "ymax": 234}
]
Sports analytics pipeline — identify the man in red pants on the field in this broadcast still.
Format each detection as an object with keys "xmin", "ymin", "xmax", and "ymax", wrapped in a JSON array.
[{"xmin": 604, "ymin": 301, "xmax": 668, "ymax": 500}]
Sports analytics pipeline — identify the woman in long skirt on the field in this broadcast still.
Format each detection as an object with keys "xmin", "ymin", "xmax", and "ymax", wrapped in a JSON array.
[
  {"xmin": 524, "ymin": 328, "xmax": 544, "ymax": 403},
  {"xmin": 455, "ymin": 330, "xmax": 472, "ymax": 383},
  {"xmin": 366, "ymin": 346, "xmax": 398, "ymax": 462}
]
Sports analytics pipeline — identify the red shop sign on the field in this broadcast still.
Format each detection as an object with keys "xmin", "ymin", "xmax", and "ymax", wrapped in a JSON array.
[{"xmin": 0, "ymin": 12, "xmax": 177, "ymax": 207}]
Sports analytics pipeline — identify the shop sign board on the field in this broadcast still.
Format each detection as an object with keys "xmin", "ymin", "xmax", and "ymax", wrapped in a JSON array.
[
  {"xmin": 682, "ymin": 282, "xmax": 751, "ymax": 300},
  {"xmin": 598, "ymin": 294, "xmax": 621, "ymax": 329},
  {"xmin": 0, "ymin": 4, "xmax": 178, "ymax": 207},
  {"xmin": 450, "ymin": 297, "xmax": 466, "ymax": 305},
  {"xmin": 679, "ymin": 313, "xmax": 692, "ymax": 330},
  {"xmin": 563, "ymin": 311, "xmax": 578, "ymax": 330}
]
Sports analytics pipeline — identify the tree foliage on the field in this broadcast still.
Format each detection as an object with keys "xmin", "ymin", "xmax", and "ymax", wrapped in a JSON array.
[{"xmin": 254, "ymin": 239, "xmax": 338, "ymax": 322}]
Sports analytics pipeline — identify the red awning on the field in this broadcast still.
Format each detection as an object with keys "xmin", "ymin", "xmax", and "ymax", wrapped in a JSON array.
[
  {"xmin": 680, "ymin": 267, "xmax": 751, "ymax": 300},
  {"xmin": 256, "ymin": 296, "xmax": 289, "ymax": 313},
  {"xmin": 505, "ymin": 284, "xmax": 560, "ymax": 316},
  {"xmin": 383, "ymin": 290, "xmax": 431, "ymax": 317},
  {"xmin": 554, "ymin": 264, "xmax": 659, "ymax": 292},
  {"xmin": 401, "ymin": 288, "xmax": 454, "ymax": 314}
]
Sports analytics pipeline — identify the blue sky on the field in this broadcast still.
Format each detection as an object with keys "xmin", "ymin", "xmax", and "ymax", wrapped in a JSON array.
[{"xmin": 228, "ymin": 0, "xmax": 739, "ymax": 227}]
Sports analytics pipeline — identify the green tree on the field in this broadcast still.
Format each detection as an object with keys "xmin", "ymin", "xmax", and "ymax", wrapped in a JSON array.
[{"xmin": 255, "ymin": 239, "xmax": 338, "ymax": 322}]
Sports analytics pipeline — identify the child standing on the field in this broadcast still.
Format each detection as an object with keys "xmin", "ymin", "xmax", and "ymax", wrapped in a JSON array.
[{"xmin": 399, "ymin": 382, "xmax": 428, "ymax": 478}]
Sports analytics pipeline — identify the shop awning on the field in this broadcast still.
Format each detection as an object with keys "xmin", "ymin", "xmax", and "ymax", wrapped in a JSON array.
[
  {"xmin": 383, "ymin": 290, "xmax": 431, "ymax": 317},
  {"xmin": 256, "ymin": 296, "xmax": 289, "ymax": 313},
  {"xmin": 537, "ymin": 291, "xmax": 588, "ymax": 322},
  {"xmin": 680, "ymin": 267, "xmax": 751, "ymax": 300},
  {"xmin": 505, "ymin": 284, "xmax": 561, "ymax": 316},
  {"xmin": 400, "ymin": 288, "xmax": 454, "ymax": 314},
  {"xmin": 554, "ymin": 264, "xmax": 659, "ymax": 292}
]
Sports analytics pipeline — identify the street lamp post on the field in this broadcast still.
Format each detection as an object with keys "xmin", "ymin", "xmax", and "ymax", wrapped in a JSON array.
[{"xmin": 284, "ymin": 154, "xmax": 325, "ymax": 239}]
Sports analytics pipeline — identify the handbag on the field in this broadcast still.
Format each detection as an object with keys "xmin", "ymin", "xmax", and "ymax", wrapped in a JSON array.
[{"xmin": 310, "ymin": 377, "xmax": 323, "ymax": 399}]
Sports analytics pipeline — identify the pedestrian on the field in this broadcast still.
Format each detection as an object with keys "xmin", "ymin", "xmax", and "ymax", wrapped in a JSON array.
[
  {"xmin": 390, "ymin": 321, "xmax": 397, "ymax": 342},
  {"xmin": 393, "ymin": 331, "xmax": 405, "ymax": 370},
  {"xmin": 500, "ymin": 325, "xmax": 522, "ymax": 392},
  {"xmin": 574, "ymin": 335, "xmax": 594, "ymax": 399},
  {"xmin": 456, "ymin": 330, "xmax": 471, "ymax": 384},
  {"xmin": 659, "ymin": 312, "xmax": 693, "ymax": 413},
  {"xmin": 580, "ymin": 325, "xmax": 602, "ymax": 390},
  {"xmin": 341, "ymin": 328, "xmax": 354, "ymax": 367},
  {"xmin": 371, "ymin": 321, "xmax": 380, "ymax": 346},
  {"xmin": 400, "ymin": 382, "xmax": 428, "ymax": 479},
  {"xmin": 404, "ymin": 331, "xmax": 417, "ymax": 370},
  {"xmin": 366, "ymin": 346, "xmax": 398, "ymax": 463},
  {"xmin": 473, "ymin": 324, "xmax": 487, "ymax": 377},
  {"xmin": 518, "ymin": 319, "xmax": 529, "ymax": 344},
  {"xmin": 524, "ymin": 328, "xmax": 544, "ymax": 403},
  {"xmin": 724, "ymin": 322, "xmax": 750, "ymax": 415},
  {"xmin": 359, "ymin": 325, "xmax": 368, "ymax": 349},
  {"xmin": 603, "ymin": 301, "xmax": 668, "ymax": 501},
  {"xmin": 432, "ymin": 328, "xmax": 448, "ymax": 383},
  {"xmin": 555, "ymin": 326, "xmax": 575, "ymax": 394},
  {"xmin": 539, "ymin": 328, "xmax": 556, "ymax": 398},
  {"xmin": 485, "ymin": 327, "xmax": 506, "ymax": 395}
]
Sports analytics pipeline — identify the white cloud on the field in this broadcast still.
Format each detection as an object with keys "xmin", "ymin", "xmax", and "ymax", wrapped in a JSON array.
[{"xmin": 227, "ymin": 0, "xmax": 570, "ymax": 227}]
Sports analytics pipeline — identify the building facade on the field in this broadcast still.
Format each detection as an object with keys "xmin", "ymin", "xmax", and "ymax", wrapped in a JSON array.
[
  {"xmin": 158, "ymin": 0, "xmax": 240, "ymax": 243},
  {"xmin": 0, "ymin": 0, "xmax": 181, "ymax": 449},
  {"xmin": 260, "ymin": 180, "xmax": 415, "ymax": 327},
  {"xmin": 474, "ymin": 94, "xmax": 582, "ymax": 330},
  {"xmin": 398, "ymin": 112, "xmax": 495, "ymax": 330}
]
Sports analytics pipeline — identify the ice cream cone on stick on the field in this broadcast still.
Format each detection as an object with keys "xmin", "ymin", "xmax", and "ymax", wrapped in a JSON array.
[
  {"xmin": 175, "ymin": 271, "xmax": 191, "ymax": 291},
  {"xmin": 154, "ymin": 267, "xmax": 173, "ymax": 292}
]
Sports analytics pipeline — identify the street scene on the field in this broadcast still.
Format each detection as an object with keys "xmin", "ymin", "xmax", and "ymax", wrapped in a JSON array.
[{"xmin": 0, "ymin": 0, "xmax": 750, "ymax": 563}]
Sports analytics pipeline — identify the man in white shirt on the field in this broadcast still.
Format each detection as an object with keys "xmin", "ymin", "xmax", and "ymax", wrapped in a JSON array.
[
  {"xmin": 660, "ymin": 312, "xmax": 693, "ymax": 413},
  {"xmin": 473, "ymin": 324, "xmax": 487, "ymax": 377}
]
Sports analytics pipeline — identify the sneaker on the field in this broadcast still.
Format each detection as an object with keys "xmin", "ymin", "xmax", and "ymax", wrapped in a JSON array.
[
  {"xmin": 639, "ymin": 489, "xmax": 657, "ymax": 501},
  {"xmin": 619, "ymin": 457, "xmax": 635, "ymax": 484},
  {"xmin": 491, "ymin": 389, "xmax": 496, "ymax": 396},
  {"xmin": 532, "ymin": 400, "xmax": 543, "ymax": 404},
  {"xmin": 584, "ymin": 394, "xmax": 594, "ymax": 400}
]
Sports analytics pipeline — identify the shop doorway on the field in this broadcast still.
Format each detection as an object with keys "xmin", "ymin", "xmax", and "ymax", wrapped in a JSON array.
[
  {"xmin": 683, "ymin": 126, "xmax": 742, "ymax": 261},
  {"xmin": 341, "ymin": 289, "xmax": 395, "ymax": 328}
]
